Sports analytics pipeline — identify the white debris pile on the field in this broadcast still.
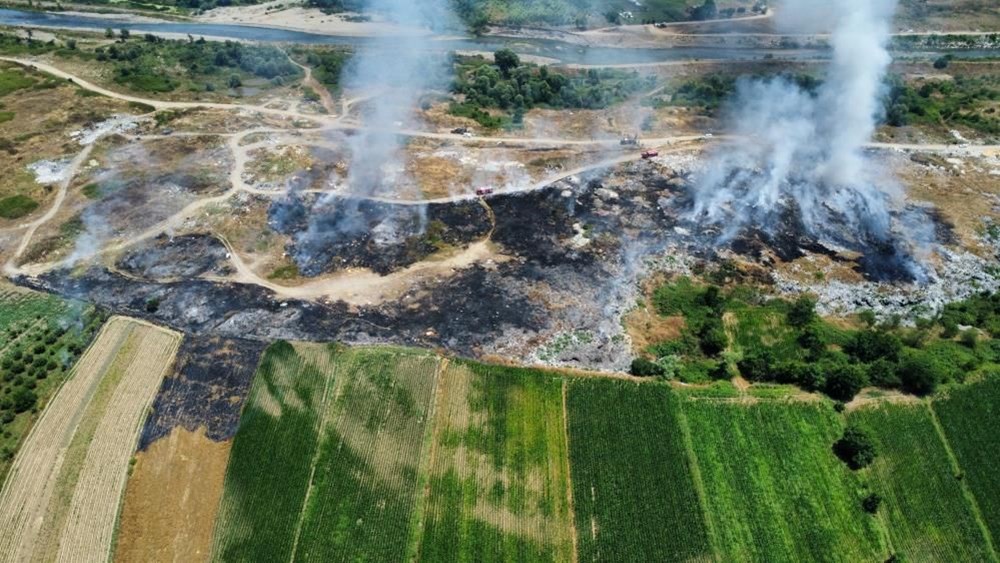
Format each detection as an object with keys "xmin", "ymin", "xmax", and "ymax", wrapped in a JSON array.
[
  {"xmin": 70, "ymin": 114, "xmax": 144, "ymax": 146},
  {"xmin": 27, "ymin": 157, "xmax": 74, "ymax": 185},
  {"xmin": 777, "ymin": 248, "xmax": 1000, "ymax": 321}
]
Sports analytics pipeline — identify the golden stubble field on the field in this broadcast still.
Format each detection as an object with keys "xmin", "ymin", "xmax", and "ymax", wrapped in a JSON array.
[{"xmin": 0, "ymin": 316, "xmax": 180, "ymax": 563}]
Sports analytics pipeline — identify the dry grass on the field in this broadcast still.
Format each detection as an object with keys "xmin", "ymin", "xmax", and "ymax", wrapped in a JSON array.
[
  {"xmin": 114, "ymin": 427, "xmax": 232, "ymax": 563},
  {"xmin": 0, "ymin": 317, "xmax": 180, "ymax": 563}
]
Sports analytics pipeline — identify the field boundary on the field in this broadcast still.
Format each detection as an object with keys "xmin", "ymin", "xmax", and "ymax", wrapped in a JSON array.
[
  {"xmin": 562, "ymin": 379, "xmax": 580, "ymax": 563},
  {"xmin": 927, "ymin": 401, "xmax": 1000, "ymax": 561},
  {"xmin": 404, "ymin": 356, "xmax": 446, "ymax": 561},
  {"xmin": 674, "ymin": 398, "xmax": 721, "ymax": 561}
]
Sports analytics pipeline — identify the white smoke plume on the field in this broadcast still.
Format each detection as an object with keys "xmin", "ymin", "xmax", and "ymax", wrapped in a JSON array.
[
  {"xmin": 689, "ymin": 0, "xmax": 926, "ymax": 280},
  {"xmin": 292, "ymin": 0, "xmax": 459, "ymax": 266}
]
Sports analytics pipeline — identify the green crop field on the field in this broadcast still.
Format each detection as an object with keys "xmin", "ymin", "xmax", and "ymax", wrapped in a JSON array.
[
  {"xmin": 567, "ymin": 379, "xmax": 712, "ymax": 562},
  {"xmin": 684, "ymin": 400, "xmax": 884, "ymax": 562},
  {"xmin": 850, "ymin": 403, "xmax": 995, "ymax": 562},
  {"xmin": 294, "ymin": 347, "xmax": 438, "ymax": 561},
  {"xmin": 416, "ymin": 362, "xmax": 573, "ymax": 562},
  {"xmin": 211, "ymin": 344, "xmax": 441, "ymax": 562},
  {"xmin": 210, "ymin": 341, "xmax": 334, "ymax": 562},
  {"xmin": 935, "ymin": 375, "xmax": 1000, "ymax": 551}
]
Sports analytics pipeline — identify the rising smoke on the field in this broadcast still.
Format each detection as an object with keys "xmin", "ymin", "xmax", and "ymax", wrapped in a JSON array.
[
  {"xmin": 689, "ymin": 0, "xmax": 929, "ymax": 281},
  {"xmin": 290, "ymin": 0, "xmax": 459, "ymax": 268}
]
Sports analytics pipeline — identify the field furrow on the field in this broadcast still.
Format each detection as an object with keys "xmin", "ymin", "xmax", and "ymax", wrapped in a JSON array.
[
  {"xmin": 417, "ymin": 362, "xmax": 573, "ymax": 562},
  {"xmin": 850, "ymin": 403, "xmax": 995, "ymax": 562},
  {"xmin": 0, "ymin": 317, "xmax": 180, "ymax": 563},
  {"xmin": 0, "ymin": 318, "xmax": 132, "ymax": 563},
  {"xmin": 55, "ymin": 324, "xmax": 180, "ymax": 562},
  {"xmin": 684, "ymin": 400, "xmax": 884, "ymax": 562},
  {"xmin": 566, "ymin": 379, "xmax": 711, "ymax": 562}
]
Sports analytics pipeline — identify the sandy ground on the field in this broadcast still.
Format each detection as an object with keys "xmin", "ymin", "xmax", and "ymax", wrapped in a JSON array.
[
  {"xmin": 197, "ymin": 0, "xmax": 431, "ymax": 37},
  {"xmin": 114, "ymin": 427, "xmax": 232, "ymax": 563}
]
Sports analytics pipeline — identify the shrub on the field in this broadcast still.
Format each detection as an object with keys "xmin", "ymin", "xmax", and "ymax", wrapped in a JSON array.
[
  {"xmin": 834, "ymin": 425, "xmax": 877, "ymax": 470},
  {"xmin": 630, "ymin": 358, "xmax": 664, "ymax": 377},
  {"xmin": 897, "ymin": 350, "xmax": 944, "ymax": 395},
  {"xmin": 845, "ymin": 330, "xmax": 903, "ymax": 364},
  {"xmin": 0, "ymin": 195, "xmax": 39, "ymax": 219},
  {"xmin": 866, "ymin": 359, "xmax": 901, "ymax": 388},
  {"xmin": 737, "ymin": 347, "xmax": 775, "ymax": 382},
  {"xmin": 698, "ymin": 318, "xmax": 728, "ymax": 357},
  {"xmin": 787, "ymin": 295, "xmax": 817, "ymax": 328},
  {"xmin": 862, "ymin": 493, "xmax": 882, "ymax": 514}
]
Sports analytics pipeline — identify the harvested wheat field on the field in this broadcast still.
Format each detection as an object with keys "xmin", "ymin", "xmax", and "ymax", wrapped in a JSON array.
[
  {"xmin": 114, "ymin": 427, "xmax": 231, "ymax": 563},
  {"xmin": 0, "ymin": 316, "xmax": 181, "ymax": 563}
]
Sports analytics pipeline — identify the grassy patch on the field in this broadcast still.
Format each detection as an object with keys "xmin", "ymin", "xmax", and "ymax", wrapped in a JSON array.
[
  {"xmin": 417, "ymin": 361, "xmax": 573, "ymax": 562},
  {"xmin": 850, "ymin": 403, "xmax": 994, "ymax": 561},
  {"xmin": 684, "ymin": 400, "xmax": 884, "ymax": 561},
  {"xmin": 934, "ymin": 374, "xmax": 1000, "ymax": 546},
  {"xmin": 567, "ymin": 379, "xmax": 712, "ymax": 561},
  {"xmin": 0, "ymin": 194, "xmax": 39, "ymax": 219}
]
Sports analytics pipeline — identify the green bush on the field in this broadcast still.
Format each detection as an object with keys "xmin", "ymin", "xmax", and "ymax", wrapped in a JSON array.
[
  {"xmin": 834, "ymin": 425, "xmax": 877, "ymax": 470},
  {"xmin": 0, "ymin": 195, "xmax": 39, "ymax": 219},
  {"xmin": 630, "ymin": 357, "xmax": 664, "ymax": 377}
]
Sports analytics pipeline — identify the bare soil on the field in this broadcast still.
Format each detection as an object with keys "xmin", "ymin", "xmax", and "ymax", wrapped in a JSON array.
[{"xmin": 114, "ymin": 427, "xmax": 231, "ymax": 563}]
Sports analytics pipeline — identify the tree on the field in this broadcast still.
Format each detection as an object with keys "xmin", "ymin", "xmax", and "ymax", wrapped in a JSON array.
[
  {"xmin": 858, "ymin": 310, "xmax": 877, "ymax": 328},
  {"xmin": 119, "ymin": 28, "xmax": 130, "ymax": 41},
  {"xmin": 787, "ymin": 295, "xmax": 817, "ymax": 328},
  {"xmin": 631, "ymin": 357, "xmax": 664, "ymax": 377},
  {"xmin": 10, "ymin": 387, "xmax": 37, "ymax": 414},
  {"xmin": 933, "ymin": 56, "xmax": 950, "ymax": 70},
  {"xmin": 897, "ymin": 350, "xmax": 942, "ymax": 395},
  {"xmin": 228, "ymin": 74, "xmax": 243, "ymax": 88},
  {"xmin": 834, "ymin": 425, "xmax": 877, "ymax": 470},
  {"xmin": 493, "ymin": 49, "xmax": 520, "ymax": 78},
  {"xmin": 824, "ymin": 363, "xmax": 867, "ymax": 402},
  {"xmin": 105, "ymin": 27, "xmax": 114, "ymax": 39},
  {"xmin": 862, "ymin": 493, "xmax": 882, "ymax": 514}
]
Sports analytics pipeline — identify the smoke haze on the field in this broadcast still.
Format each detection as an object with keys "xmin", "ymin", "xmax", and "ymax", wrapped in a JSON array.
[{"xmin": 689, "ymin": 0, "xmax": 927, "ymax": 280}]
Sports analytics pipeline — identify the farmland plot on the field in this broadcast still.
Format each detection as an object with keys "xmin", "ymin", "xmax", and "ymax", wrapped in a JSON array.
[
  {"xmin": 211, "ymin": 344, "xmax": 441, "ymax": 562},
  {"xmin": 294, "ymin": 347, "xmax": 439, "ymax": 562},
  {"xmin": 416, "ymin": 362, "xmax": 573, "ymax": 562},
  {"xmin": 684, "ymin": 400, "xmax": 884, "ymax": 562},
  {"xmin": 850, "ymin": 404, "xmax": 995, "ymax": 562},
  {"xmin": 0, "ymin": 317, "xmax": 180, "ymax": 563},
  {"xmin": 210, "ymin": 341, "xmax": 336, "ymax": 563},
  {"xmin": 935, "ymin": 375, "xmax": 1000, "ymax": 550},
  {"xmin": 567, "ymin": 379, "xmax": 712, "ymax": 562}
]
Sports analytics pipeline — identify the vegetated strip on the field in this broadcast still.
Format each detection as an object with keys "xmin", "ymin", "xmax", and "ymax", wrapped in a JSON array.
[
  {"xmin": 933, "ymin": 374, "xmax": 1000, "ymax": 554},
  {"xmin": 851, "ymin": 403, "xmax": 996, "ymax": 562},
  {"xmin": 209, "ymin": 341, "xmax": 333, "ymax": 562},
  {"xmin": 293, "ymin": 347, "xmax": 439, "ymax": 561},
  {"xmin": 0, "ymin": 317, "xmax": 179, "ymax": 563},
  {"xmin": 0, "ymin": 317, "xmax": 132, "ymax": 563},
  {"xmin": 683, "ymin": 400, "xmax": 884, "ymax": 562},
  {"xmin": 566, "ymin": 379, "xmax": 712, "ymax": 562},
  {"xmin": 416, "ymin": 361, "xmax": 574, "ymax": 562},
  {"xmin": 54, "ymin": 321, "xmax": 180, "ymax": 562}
]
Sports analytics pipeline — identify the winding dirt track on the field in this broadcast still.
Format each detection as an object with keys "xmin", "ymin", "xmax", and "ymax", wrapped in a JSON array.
[{"xmin": 1, "ymin": 56, "xmax": 997, "ymax": 301}]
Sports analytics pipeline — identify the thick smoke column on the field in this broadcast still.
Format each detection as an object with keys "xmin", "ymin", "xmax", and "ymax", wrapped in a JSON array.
[
  {"xmin": 690, "ymin": 0, "xmax": 924, "ymax": 280},
  {"xmin": 290, "ymin": 0, "xmax": 458, "ymax": 266}
]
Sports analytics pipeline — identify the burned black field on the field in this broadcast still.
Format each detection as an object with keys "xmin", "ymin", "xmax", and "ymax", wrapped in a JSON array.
[{"xmin": 18, "ymin": 161, "xmax": 961, "ymax": 369}]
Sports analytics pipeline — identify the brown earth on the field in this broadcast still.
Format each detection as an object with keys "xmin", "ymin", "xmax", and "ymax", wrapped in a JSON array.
[{"xmin": 114, "ymin": 427, "xmax": 231, "ymax": 563}]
